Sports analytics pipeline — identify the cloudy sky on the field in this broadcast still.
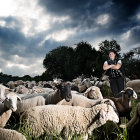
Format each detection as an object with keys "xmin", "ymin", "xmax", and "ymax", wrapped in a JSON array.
[{"xmin": 0, "ymin": 0, "xmax": 140, "ymax": 76}]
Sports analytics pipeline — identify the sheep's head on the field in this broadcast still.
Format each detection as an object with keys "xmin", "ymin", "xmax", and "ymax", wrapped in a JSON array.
[
  {"xmin": 55, "ymin": 82, "xmax": 72, "ymax": 102},
  {"xmin": 99, "ymin": 105, "xmax": 119, "ymax": 124},
  {"xmin": 3, "ymin": 92, "xmax": 21, "ymax": 112},
  {"xmin": 81, "ymin": 78, "xmax": 91, "ymax": 88},
  {"xmin": 85, "ymin": 86, "xmax": 103, "ymax": 100},
  {"xmin": 124, "ymin": 87, "xmax": 137, "ymax": 99}
]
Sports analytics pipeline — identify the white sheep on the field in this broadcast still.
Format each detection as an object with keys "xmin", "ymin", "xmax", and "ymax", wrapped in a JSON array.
[
  {"xmin": 15, "ymin": 96, "xmax": 45, "ymax": 115},
  {"xmin": 83, "ymin": 86, "xmax": 103, "ymax": 100},
  {"xmin": 15, "ymin": 85, "xmax": 30, "ymax": 94},
  {"xmin": 15, "ymin": 80, "xmax": 24, "ymax": 86},
  {"xmin": 0, "ymin": 92, "xmax": 21, "ymax": 127},
  {"xmin": 0, "ymin": 128, "xmax": 26, "ymax": 140},
  {"xmin": 126, "ymin": 79, "xmax": 140, "ymax": 93},
  {"xmin": 6, "ymin": 81, "xmax": 16, "ymax": 89},
  {"xmin": 57, "ymin": 92, "xmax": 102, "ymax": 108},
  {"xmin": 21, "ymin": 104, "xmax": 119, "ymax": 139},
  {"xmin": 30, "ymin": 86, "xmax": 54, "ymax": 94}
]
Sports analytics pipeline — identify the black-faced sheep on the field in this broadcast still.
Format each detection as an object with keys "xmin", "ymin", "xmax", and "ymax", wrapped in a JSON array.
[{"xmin": 20, "ymin": 82, "xmax": 72, "ymax": 104}]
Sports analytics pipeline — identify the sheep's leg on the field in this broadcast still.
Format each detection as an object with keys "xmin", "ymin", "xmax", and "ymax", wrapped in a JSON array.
[
  {"xmin": 126, "ymin": 106, "xmax": 138, "ymax": 128},
  {"xmin": 120, "ymin": 108, "xmax": 138, "ymax": 129}
]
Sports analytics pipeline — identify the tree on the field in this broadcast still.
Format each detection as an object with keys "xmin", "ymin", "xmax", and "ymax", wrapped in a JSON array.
[
  {"xmin": 122, "ymin": 48, "xmax": 140, "ymax": 79},
  {"xmin": 74, "ymin": 41, "xmax": 97, "ymax": 77},
  {"xmin": 43, "ymin": 46, "xmax": 75, "ymax": 80},
  {"xmin": 99, "ymin": 40, "xmax": 121, "ymax": 60}
]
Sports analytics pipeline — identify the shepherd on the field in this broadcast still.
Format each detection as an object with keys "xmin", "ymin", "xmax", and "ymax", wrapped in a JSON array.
[{"xmin": 103, "ymin": 49, "xmax": 125, "ymax": 97}]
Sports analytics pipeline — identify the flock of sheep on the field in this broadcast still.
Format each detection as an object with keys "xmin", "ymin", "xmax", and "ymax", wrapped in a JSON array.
[{"xmin": 0, "ymin": 75, "xmax": 140, "ymax": 140}]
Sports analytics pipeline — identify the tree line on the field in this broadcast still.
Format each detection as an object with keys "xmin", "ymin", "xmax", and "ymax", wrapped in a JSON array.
[
  {"xmin": 0, "ymin": 40, "xmax": 140, "ymax": 84},
  {"xmin": 43, "ymin": 40, "xmax": 140, "ymax": 81}
]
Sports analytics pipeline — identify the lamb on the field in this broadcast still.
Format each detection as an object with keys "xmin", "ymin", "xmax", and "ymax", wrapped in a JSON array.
[
  {"xmin": 126, "ymin": 79, "xmax": 140, "ymax": 93},
  {"xmin": 0, "ymin": 92, "xmax": 21, "ymax": 127},
  {"xmin": 108, "ymin": 87, "xmax": 137, "ymax": 121},
  {"xmin": 0, "ymin": 128, "xmax": 26, "ymax": 140},
  {"xmin": 21, "ymin": 104, "xmax": 119, "ymax": 139}
]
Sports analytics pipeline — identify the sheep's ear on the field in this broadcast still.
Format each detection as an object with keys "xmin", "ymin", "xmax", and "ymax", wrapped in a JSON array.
[{"xmin": 17, "ymin": 96, "xmax": 21, "ymax": 101}]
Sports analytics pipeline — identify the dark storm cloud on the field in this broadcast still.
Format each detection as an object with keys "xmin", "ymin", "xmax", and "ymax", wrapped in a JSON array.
[
  {"xmin": 129, "ymin": 26, "xmax": 140, "ymax": 44},
  {"xmin": 38, "ymin": 0, "xmax": 112, "ymax": 31},
  {"xmin": 0, "ymin": 26, "xmax": 26, "ymax": 55},
  {"xmin": 38, "ymin": 0, "xmax": 140, "ymax": 34},
  {"xmin": 123, "ymin": 26, "xmax": 140, "ymax": 49}
]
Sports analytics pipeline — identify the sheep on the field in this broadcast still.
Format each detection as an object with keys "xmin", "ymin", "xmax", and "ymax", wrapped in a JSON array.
[
  {"xmin": 15, "ymin": 85, "xmax": 30, "ymax": 94},
  {"xmin": 83, "ymin": 86, "xmax": 103, "ymax": 100},
  {"xmin": 0, "ymin": 92, "xmax": 21, "ymax": 127},
  {"xmin": 57, "ymin": 92, "xmax": 102, "ymax": 108},
  {"xmin": 21, "ymin": 104, "xmax": 119, "ymax": 139},
  {"xmin": 23, "ymin": 81, "xmax": 36, "ymax": 89},
  {"xmin": 15, "ymin": 96, "xmax": 45, "ymax": 115},
  {"xmin": 30, "ymin": 86, "xmax": 54, "ymax": 94},
  {"xmin": 0, "ymin": 128, "xmax": 26, "ymax": 140},
  {"xmin": 15, "ymin": 80, "xmax": 24, "ymax": 86},
  {"xmin": 6, "ymin": 81, "xmax": 16, "ymax": 89},
  {"xmin": 20, "ymin": 82, "xmax": 72, "ymax": 104},
  {"xmin": 90, "ymin": 76, "xmax": 99, "ymax": 85},
  {"xmin": 126, "ymin": 79, "xmax": 140, "ymax": 93},
  {"xmin": 108, "ymin": 87, "xmax": 137, "ymax": 122},
  {"xmin": 125, "ymin": 77, "xmax": 130, "ymax": 83},
  {"xmin": 71, "ymin": 77, "xmax": 90, "ymax": 93},
  {"xmin": 77, "ymin": 78, "xmax": 92, "ymax": 93}
]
